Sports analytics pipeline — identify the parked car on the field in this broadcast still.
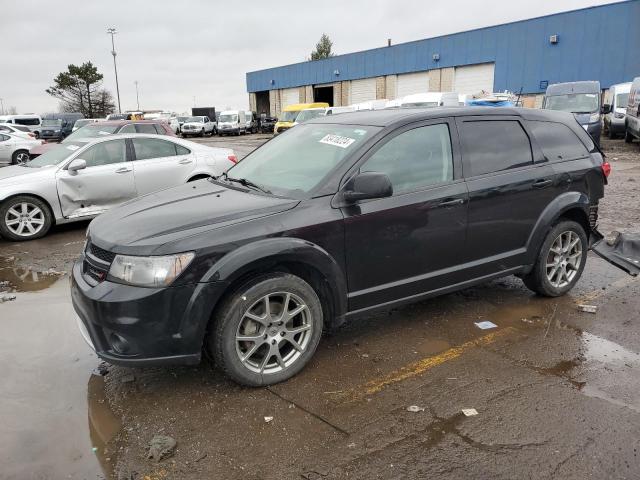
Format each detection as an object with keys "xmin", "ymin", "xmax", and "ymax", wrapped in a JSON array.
[
  {"xmin": 0, "ymin": 134, "xmax": 237, "ymax": 241},
  {"xmin": 40, "ymin": 113, "xmax": 84, "ymax": 142},
  {"xmin": 0, "ymin": 114, "xmax": 42, "ymax": 137},
  {"xmin": 71, "ymin": 107, "xmax": 609, "ymax": 386},
  {"xmin": 0, "ymin": 124, "xmax": 38, "ymax": 139},
  {"xmin": 168, "ymin": 117, "xmax": 180, "ymax": 134},
  {"xmin": 0, "ymin": 133, "xmax": 42, "ymax": 165},
  {"xmin": 602, "ymin": 83, "xmax": 631, "ymax": 139},
  {"xmin": 543, "ymin": 81, "xmax": 602, "ymax": 146},
  {"xmin": 625, "ymin": 76, "xmax": 640, "ymax": 144},
  {"xmin": 245, "ymin": 111, "xmax": 258, "ymax": 134},
  {"xmin": 293, "ymin": 108, "xmax": 327, "ymax": 125},
  {"xmin": 72, "ymin": 119, "xmax": 100, "ymax": 132},
  {"xmin": 399, "ymin": 92, "xmax": 460, "ymax": 107},
  {"xmin": 29, "ymin": 120, "xmax": 176, "ymax": 159},
  {"xmin": 217, "ymin": 110, "xmax": 247, "ymax": 136},
  {"xmin": 258, "ymin": 115, "xmax": 277, "ymax": 133},
  {"xmin": 181, "ymin": 116, "xmax": 216, "ymax": 137},
  {"xmin": 274, "ymin": 103, "xmax": 329, "ymax": 134}
]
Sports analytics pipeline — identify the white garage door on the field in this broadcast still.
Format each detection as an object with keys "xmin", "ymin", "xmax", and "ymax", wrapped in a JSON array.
[
  {"xmin": 454, "ymin": 63, "xmax": 495, "ymax": 94},
  {"xmin": 281, "ymin": 88, "xmax": 299, "ymax": 108},
  {"xmin": 350, "ymin": 78, "xmax": 377, "ymax": 104},
  {"xmin": 397, "ymin": 71, "xmax": 430, "ymax": 97}
]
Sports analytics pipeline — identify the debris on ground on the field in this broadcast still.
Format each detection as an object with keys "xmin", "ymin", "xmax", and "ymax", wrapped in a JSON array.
[
  {"xmin": 147, "ymin": 435, "xmax": 177, "ymax": 462},
  {"xmin": 264, "ymin": 416, "xmax": 274, "ymax": 423},
  {"xmin": 406, "ymin": 405, "xmax": 425, "ymax": 413},
  {"xmin": 1, "ymin": 294, "xmax": 17, "ymax": 303},
  {"xmin": 577, "ymin": 304, "xmax": 598, "ymax": 314},
  {"xmin": 462, "ymin": 408, "xmax": 479, "ymax": 417},
  {"xmin": 474, "ymin": 321, "xmax": 498, "ymax": 330}
]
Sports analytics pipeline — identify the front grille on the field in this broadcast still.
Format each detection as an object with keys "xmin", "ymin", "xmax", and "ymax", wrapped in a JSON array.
[{"xmin": 88, "ymin": 243, "xmax": 116, "ymax": 264}]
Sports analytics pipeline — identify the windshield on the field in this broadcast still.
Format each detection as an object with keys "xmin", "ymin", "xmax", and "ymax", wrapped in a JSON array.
[
  {"xmin": 616, "ymin": 93, "xmax": 629, "ymax": 109},
  {"xmin": 544, "ymin": 93, "xmax": 599, "ymax": 113},
  {"xmin": 279, "ymin": 110, "xmax": 300, "ymax": 123},
  {"xmin": 224, "ymin": 124, "xmax": 379, "ymax": 197},
  {"xmin": 185, "ymin": 116, "xmax": 204, "ymax": 123},
  {"xmin": 63, "ymin": 124, "xmax": 119, "ymax": 142},
  {"xmin": 42, "ymin": 119, "xmax": 63, "ymax": 127},
  {"xmin": 26, "ymin": 142, "xmax": 88, "ymax": 168},
  {"xmin": 74, "ymin": 119, "xmax": 92, "ymax": 128},
  {"xmin": 177, "ymin": 116, "xmax": 188, "ymax": 122},
  {"xmin": 402, "ymin": 102, "xmax": 440, "ymax": 108},
  {"xmin": 219, "ymin": 114, "xmax": 238, "ymax": 122},
  {"xmin": 295, "ymin": 109, "xmax": 326, "ymax": 123}
]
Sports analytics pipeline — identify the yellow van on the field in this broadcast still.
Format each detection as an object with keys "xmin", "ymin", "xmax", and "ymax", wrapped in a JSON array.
[{"xmin": 274, "ymin": 102, "xmax": 329, "ymax": 134}]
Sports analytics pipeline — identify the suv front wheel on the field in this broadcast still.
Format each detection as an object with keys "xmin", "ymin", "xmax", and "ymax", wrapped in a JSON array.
[
  {"xmin": 523, "ymin": 220, "xmax": 587, "ymax": 297},
  {"xmin": 209, "ymin": 273, "xmax": 324, "ymax": 386}
]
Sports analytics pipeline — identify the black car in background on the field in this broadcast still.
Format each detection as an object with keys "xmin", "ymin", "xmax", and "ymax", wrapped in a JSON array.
[
  {"xmin": 72, "ymin": 107, "xmax": 610, "ymax": 386},
  {"xmin": 40, "ymin": 112, "xmax": 84, "ymax": 141},
  {"xmin": 259, "ymin": 115, "xmax": 277, "ymax": 133}
]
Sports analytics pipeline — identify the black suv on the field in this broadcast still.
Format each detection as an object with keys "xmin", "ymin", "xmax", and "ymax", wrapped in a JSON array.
[{"xmin": 71, "ymin": 107, "xmax": 610, "ymax": 386}]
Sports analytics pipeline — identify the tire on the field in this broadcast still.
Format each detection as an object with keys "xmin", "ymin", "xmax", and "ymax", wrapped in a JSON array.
[
  {"xmin": 209, "ymin": 273, "xmax": 324, "ymax": 386},
  {"xmin": 625, "ymin": 129, "xmax": 634, "ymax": 143},
  {"xmin": 608, "ymin": 126, "xmax": 616, "ymax": 139},
  {"xmin": 11, "ymin": 150, "xmax": 30, "ymax": 165},
  {"xmin": 522, "ymin": 220, "xmax": 588, "ymax": 297},
  {"xmin": 0, "ymin": 195, "xmax": 53, "ymax": 241},
  {"xmin": 199, "ymin": 128, "xmax": 204, "ymax": 137},
  {"xmin": 34, "ymin": 131, "xmax": 40, "ymax": 139}
]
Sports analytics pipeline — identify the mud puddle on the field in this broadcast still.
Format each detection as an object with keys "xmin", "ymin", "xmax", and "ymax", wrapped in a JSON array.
[{"xmin": 0, "ymin": 276, "xmax": 117, "ymax": 479}]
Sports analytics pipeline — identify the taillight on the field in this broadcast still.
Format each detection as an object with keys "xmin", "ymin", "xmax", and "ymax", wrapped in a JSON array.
[
  {"xmin": 601, "ymin": 161, "xmax": 611, "ymax": 178},
  {"xmin": 228, "ymin": 154, "xmax": 238, "ymax": 164}
]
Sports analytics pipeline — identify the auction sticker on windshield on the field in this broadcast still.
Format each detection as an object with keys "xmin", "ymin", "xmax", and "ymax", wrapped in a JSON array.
[
  {"xmin": 66, "ymin": 145, "xmax": 80, "ymax": 151},
  {"xmin": 319, "ymin": 134, "xmax": 356, "ymax": 149}
]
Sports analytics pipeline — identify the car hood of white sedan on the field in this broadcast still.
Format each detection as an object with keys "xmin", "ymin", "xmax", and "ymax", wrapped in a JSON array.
[{"xmin": 0, "ymin": 165, "xmax": 56, "ymax": 187}]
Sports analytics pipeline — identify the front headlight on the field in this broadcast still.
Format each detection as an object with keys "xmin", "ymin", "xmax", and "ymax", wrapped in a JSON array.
[
  {"xmin": 108, "ymin": 252, "xmax": 195, "ymax": 287},
  {"xmin": 589, "ymin": 112, "xmax": 600, "ymax": 123}
]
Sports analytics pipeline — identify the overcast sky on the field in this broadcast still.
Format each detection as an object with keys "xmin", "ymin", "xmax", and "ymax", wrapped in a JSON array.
[{"xmin": 2, "ymin": 0, "xmax": 620, "ymax": 115}]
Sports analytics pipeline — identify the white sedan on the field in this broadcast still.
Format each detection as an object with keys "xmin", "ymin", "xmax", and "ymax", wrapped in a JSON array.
[
  {"xmin": 0, "ymin": 133, "xmax": 42, "ymax": 165},
  {"xmin": 0, "ymin": 124, "xmax": 38, "ymax": 139},
  {"xmin": 0, "ymin": 133, "xmax": 237, "ymax": 240}
]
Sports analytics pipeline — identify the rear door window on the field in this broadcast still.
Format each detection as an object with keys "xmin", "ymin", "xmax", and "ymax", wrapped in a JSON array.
[
  {"xmin": 132, "ymin": 138, "xmax": 178, "ymax": 160},
  {"xmin": 459, "ymin": 120, "xmax": 533, "ymax": 177},
  {"xmin": 136, "ymin": 124, "xmax": 159, "ymax": 134},
  {"xmin": 118, "ymin": 124, "xmax": 136, "ymax": 134},
  {"xmin": 527, "ymin": 121, "xmax": 590, "ymax": 161}
]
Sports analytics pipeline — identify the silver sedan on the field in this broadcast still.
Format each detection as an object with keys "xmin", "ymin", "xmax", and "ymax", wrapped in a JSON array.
[{"xmin": 0, "ymin": 133, "xmax": 237, "ymax": 241}]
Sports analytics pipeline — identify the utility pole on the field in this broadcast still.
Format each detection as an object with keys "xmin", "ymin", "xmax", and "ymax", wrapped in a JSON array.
[
  {"xmin": 107, "ymin": 27, "xmax": 122, "ymax": 113},
  {"xmin": 134, "ymin": 81, "xmax": 140, "ymax": 111},
  {"xmin": 0, "ymin": 98, "xmax": 4, "ymax": 115}
]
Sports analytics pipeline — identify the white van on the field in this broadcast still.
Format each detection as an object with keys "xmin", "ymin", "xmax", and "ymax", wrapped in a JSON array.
[
  {"xmin": 625, "ymin": 77, "xmax": 640, "ymax": 144},
  {"xmin": 399, "ymin": 92, "xmax": 460, "ymax": 107},
  {"xmin": 352, "ymin": 99, "xmax": 389, "ymax": 111},
  {"xmin": 0, "ymin": 114, "xmax": 42, "ymax": 137},
  {"xmin": 218, "ymin": 110, "xmax": 247, "ymax": 136},
  {"xmin": 325, "ymin": 106, "xmax": 355, "ymax": 116},
  {"xmin": 603, "ymin": 83, "xmax": 631, "ymax": 139}
]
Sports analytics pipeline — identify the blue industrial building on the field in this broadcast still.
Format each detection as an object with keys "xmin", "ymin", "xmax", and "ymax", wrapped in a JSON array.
[{"xmin": 246, "ymin": 0, "xmax": 639, "ymax": 115}]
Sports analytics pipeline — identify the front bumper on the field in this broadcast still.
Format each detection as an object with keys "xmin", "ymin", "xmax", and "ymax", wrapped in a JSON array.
[
  {"xmin": 219, "ymin": 127, "xmax": 239, "ymax": 134},
  {"xmin": 40, "ymin": 131, "xmax": 63, "ymax": 141},
  {"xmin": 70, "ymin": 256, "xmax": 228, "ymax": 367}
]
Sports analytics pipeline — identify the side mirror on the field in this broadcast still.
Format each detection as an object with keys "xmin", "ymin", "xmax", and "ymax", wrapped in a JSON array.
[
  {"xmin": 602, "ymin": 104, "xmax": 612, "ymax": 114},
  {"xmin": 67, "ymin": 158, "xmax": 87, "ymax": 174},
  {"xmin": 343, "ymin": 171, "xmax": 393, "ymax": 203}
]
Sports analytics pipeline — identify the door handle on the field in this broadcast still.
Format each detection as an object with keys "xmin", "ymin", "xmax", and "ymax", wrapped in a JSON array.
[
  {"xmin": 438, "ymin": 198, "xmax": 465, "ymax": 207},
  {"xmin": 115, "ymin": 167, "xmax": 132, "ymax": 174},
  {"xmin": 533, "ymin": 178, "xmax": 553, "ymax": 189},
  {"xmin": 179, "ymin": 158, "xmax": 193, "ymax": 164}
]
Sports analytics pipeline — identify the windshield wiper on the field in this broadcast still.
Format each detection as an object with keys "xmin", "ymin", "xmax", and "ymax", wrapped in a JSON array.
[{"xmin": 221, "ymin": 173, "xmax": 272, "ymax": 194}]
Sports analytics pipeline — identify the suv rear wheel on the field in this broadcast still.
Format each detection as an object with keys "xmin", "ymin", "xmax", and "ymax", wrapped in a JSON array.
[
  {"xmin": 209, "ymin": 273, "xmax": 324, "ymax": 386},
  {"xmin": 523, "ymin": 220, "xmax": 587, "ymax": 297}
]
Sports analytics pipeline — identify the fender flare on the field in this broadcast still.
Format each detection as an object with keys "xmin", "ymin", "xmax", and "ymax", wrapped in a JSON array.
[
  {"xmin": 202, "ymin": 237, "xmax": 348, "ymax": 320},
  {"xmin": 525, "ymin": 191, "xmax": 590, "ymax": 264}
]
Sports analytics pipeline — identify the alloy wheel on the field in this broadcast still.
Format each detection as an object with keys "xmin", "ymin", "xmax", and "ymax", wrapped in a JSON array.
[
  {"xmin": 545, "ymin": 230, "xmax": 583, "ymax": 288},
  {"xmin": 235, "ymin": 291, "xmax": 313, "ymax": 374},
  {"xmin": 4, "ymin": 202, "xmax": 45, "ymax": 237},
  {"xmin": 14, "ymin": 152, "xmax": 30, "ymax": 165}
]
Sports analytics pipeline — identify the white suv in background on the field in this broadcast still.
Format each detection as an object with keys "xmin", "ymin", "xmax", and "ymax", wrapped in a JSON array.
[{"xmin": 180, "ymin": 116, "xmax": 216, "ymax": 137}]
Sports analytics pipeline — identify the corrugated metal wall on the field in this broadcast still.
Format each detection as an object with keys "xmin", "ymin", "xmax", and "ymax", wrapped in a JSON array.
[{"xmin": 246, "ymin": 0, "xmax": 640, "ymax": 95}]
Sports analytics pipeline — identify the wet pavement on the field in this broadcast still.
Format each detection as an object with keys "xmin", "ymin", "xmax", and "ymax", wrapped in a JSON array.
[{"xmin": 0, "ymin": 136, "xmax": 639, "ymax": 479}]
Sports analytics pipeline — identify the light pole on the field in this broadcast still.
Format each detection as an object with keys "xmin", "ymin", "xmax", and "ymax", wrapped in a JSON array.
[
  {"xmin": 0, "ymin": 98, "xmax": 4, "ymax": 115},
  {"xmin": 107, "ymin": 27, "xmax": 122, "ymax": 113},
  {"xmin": 134, "ymin": 81, "xmax": 140, "ymax": 111}
]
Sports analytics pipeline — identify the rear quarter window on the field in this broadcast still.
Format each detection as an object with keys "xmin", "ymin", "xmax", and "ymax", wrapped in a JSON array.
[
  {"xmin": 459, "ymin": 120, "xmax": 533, "ymax": 177},
  {"xmin": 527, "ymin": 121, "xmax": 590, "ymax": 162}
]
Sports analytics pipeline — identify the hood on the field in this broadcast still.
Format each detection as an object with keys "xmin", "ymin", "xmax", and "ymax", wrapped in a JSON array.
[
  {"xmin": 0, "ymin": 165, "xmax": 55, "ymax": 186},
  {"xmin": 89, "ymin": 180, "xmax": 298, "ymax": 253}
]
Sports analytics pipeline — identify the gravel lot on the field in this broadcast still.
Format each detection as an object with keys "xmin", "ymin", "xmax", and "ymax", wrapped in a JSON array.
[{"xmin": 0, "ymin": 134, "xmax": 639, "ymax": 480}]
